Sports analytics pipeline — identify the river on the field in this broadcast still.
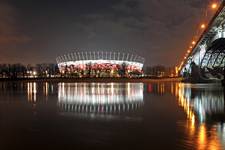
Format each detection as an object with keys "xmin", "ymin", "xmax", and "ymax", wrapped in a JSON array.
[{"xmin": 0, "ymin": 81, "xmax": 224, "ymax": 150}]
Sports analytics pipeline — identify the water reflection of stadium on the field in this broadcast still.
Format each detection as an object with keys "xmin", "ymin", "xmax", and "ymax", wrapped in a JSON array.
[{"xmin": 58, "ymin": 83, "xmax": 144, "ymax": 114}]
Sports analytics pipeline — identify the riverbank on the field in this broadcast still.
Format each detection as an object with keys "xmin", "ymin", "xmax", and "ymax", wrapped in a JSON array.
[{"xmin": 0, "ymin": 77, "xmax": 182, "ymax": 83}]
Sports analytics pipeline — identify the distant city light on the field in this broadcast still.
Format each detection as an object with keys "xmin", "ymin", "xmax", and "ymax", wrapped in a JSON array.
[
  {"xmin": 33, "ymin": 71, "xmax": 37, "ymax": 76},
  {"xmin": 192, "ymin": 41, "xmax": 196, "ymax": 45}
]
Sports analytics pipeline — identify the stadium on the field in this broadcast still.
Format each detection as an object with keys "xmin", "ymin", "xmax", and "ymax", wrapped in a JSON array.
[{"xmin": 56, "ymin": 51, "xmax": 145, "ymax": 77}]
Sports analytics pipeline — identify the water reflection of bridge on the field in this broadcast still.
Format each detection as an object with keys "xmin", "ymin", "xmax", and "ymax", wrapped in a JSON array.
[
  {"xmin": 57, "ymin": 83, "xmax": 144, "ymax": 114},
  {"xmin": 146, "ymin": 82, "xmax": 224, "ymax": 122},
  {"xmin": 175, "ymin": 83, "xmax": 224, "ymax": 123},
  {"xmin": 174, "ymin": 83, "xmax": 225, "ymax": 149}
]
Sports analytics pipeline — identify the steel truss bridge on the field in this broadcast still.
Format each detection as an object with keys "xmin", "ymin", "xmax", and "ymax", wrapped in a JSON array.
[{"xmin": 180, "ymin": 1, "xmax": 225, "ymax": 81}]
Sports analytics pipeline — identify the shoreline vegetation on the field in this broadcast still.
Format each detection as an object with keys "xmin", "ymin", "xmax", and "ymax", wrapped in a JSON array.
[{"xmin": 0, "ymin": 77, "xmax": 182, "ymax": 83}]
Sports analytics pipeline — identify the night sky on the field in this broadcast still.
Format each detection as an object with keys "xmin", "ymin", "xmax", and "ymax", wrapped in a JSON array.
[{"xmin": 0, "ymin": 0, "xmax": 215, "ymax": 66}]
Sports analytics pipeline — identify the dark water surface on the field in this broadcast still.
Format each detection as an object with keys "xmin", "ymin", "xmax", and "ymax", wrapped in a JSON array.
[{"xmin": 0, "ymin": 81, "xmax": 224, "ymax": 150}]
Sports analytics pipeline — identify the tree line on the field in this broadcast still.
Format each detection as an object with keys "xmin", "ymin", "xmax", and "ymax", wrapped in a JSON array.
[{"xmin": 0, "ymin": 63, "xmax": 59, "ymax": 79}]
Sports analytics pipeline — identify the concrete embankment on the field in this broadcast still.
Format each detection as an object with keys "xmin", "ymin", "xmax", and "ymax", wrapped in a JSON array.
[{"xmin": 0, "ymin": 77, "xmax": 182, "ymax": 83}]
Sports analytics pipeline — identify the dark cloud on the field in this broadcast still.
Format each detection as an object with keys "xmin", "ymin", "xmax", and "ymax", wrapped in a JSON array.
[
  {"xmin": 0, "ymin": 0, "xmax": 213, "ymax": 66},
  {"xmin": 0, "ymin": 2, "xmax": 31, "ymax": 45}
]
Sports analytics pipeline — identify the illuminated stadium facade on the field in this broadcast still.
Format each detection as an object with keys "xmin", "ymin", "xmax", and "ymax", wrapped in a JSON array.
[{"xmin": 56, "ymin": 51, "xmax": 145, "ymax": 77}]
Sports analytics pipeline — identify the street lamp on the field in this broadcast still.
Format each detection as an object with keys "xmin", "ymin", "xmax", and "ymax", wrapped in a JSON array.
[
  {"xmin": 211, "ymin": 3, "xmax": 218, "ymax": 9},
  {"xmin": 201, "ymin": 24, "xmax": 206, "ymax": 29}
]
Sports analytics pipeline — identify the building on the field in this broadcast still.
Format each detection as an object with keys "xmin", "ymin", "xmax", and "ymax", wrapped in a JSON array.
[
  {"xmin": 56, "ymin": 51, "xmax": 145, "ymax": 77},
  {"xmin": 145, "ymin": 65, "xmax": 175, "ymax": 77}
]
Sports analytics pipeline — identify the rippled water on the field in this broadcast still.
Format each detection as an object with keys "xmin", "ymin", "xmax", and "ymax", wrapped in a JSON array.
[{"xmin": 0, "ymin": 81, "xmax": 224, "ymax": 150}]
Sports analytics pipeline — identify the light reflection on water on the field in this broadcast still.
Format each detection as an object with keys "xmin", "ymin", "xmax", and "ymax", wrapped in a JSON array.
[
  {"xmin": 26, "ymin": 82, "xmax": 54, "ymax": 102},
  {"xmin": 173, "ymin": 83, "xmax": 225, "ymax": 150},
  {"xmin": 57, "ymin": 82, "xmax": 144, "ymax": 115},
  {"xmin": 0, "ymin": 81, "xmax": 224, "ymax": 149},
  {"xmin": 27, "ymin": 82, "xmax": 37, "ymax": 102},
  {"xmin": 175, "ymin": 83, "xmax": 224, "ymax": 123},
  {"xmin": 145, "ymin": 82, "xmax": 225, "ymax": 149}
]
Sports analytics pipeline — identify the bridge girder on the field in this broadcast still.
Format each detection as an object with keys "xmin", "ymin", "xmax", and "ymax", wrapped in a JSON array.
[{"xmin": 180, "ymin": 2, "xmax": 225, "ymax": 80}]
